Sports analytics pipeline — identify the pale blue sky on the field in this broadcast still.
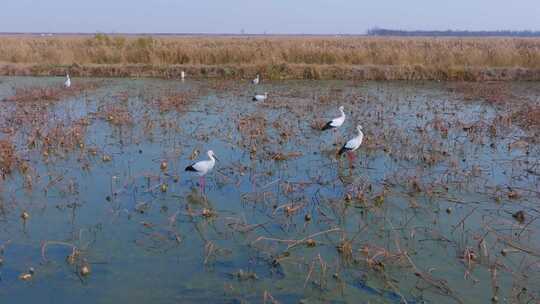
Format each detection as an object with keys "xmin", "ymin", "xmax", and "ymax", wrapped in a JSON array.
[{"xmin": 1, "ymin": 0, "xmax": 539, "ymax": 34}]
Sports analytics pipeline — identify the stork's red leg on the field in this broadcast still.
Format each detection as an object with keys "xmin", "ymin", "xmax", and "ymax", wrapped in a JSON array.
[{"xmin": 202, "ymin": 176, "xmax": 206, "ymax": 193}]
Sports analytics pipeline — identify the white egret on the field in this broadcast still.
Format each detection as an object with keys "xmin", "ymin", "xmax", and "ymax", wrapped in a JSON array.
[
  {"xmin": 252, "ymin": 74, "xmax": 260, "ymax": 85},
  {"xmin": 64, "ymin": 74, "xmax": 71, "ymax": 88}
]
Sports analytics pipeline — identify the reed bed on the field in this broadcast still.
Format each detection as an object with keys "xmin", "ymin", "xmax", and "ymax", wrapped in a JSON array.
[{"xmin": 2, "ymin": 35, "xmax": 540, "ymax": 80}]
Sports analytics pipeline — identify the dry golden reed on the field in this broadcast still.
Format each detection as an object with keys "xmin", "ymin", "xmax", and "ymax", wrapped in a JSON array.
[{"xmin": 1, "ymin": 35, "xmax": 540, "ymax": 80}]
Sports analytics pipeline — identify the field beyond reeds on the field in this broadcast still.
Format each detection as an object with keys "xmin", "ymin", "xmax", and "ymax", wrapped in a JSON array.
[{"xmin": 2, "ymin": 35, "xmax": 540, "ymax": 80}]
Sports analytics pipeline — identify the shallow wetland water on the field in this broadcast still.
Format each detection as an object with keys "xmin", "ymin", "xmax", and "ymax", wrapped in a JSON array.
[{"xmin": 0, "ymin": 76, "xmax": 538, "ymax": 303}]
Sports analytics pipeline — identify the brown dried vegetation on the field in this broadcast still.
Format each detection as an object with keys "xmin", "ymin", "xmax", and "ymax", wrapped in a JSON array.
[{"xmin": 2, "ymin": 36, "xmax": 540, "ymax": 80}]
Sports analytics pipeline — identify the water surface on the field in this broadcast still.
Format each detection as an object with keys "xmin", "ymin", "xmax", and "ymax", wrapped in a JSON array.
[{"xmin": 0, "ymin": 77, "xmax": 538, "ymax": 303}]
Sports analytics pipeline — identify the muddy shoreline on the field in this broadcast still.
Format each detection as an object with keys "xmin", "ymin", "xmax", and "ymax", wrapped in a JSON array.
[{"xmin": 2, "ymin": 63, "xmax": 540, "ymax": 81}]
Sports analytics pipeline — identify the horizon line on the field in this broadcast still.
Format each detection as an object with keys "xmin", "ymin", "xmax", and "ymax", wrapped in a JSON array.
[
  {"xmin": 2, "ymin": 29, "xmax": 540, "ymax": 37},
  {"xmin": 0, "ymin": 32, "xmax": 368, "ymax": 36}
]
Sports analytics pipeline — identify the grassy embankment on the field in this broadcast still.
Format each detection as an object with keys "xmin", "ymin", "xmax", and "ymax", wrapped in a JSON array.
[{"xmin": 1, "ymin": 34, "xmax": 540, "ymax": 80}]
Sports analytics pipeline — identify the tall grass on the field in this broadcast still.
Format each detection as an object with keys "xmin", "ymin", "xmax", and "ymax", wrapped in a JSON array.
[{"xmin": 1, "ymin": 35, "xmax": 540, "ymax": 80}]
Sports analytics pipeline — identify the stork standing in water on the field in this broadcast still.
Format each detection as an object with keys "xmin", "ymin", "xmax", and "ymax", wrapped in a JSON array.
[
  {"xmin": 252, "ymin": 74, "xmax": 260, "ymax": 85},
  {"xmin": 185, "ymin": 150, "xmax": 218, "ymax": 193},
  {"xmin": 338, "ymin": 125, "xmax": 364, "ymax": 164},
  {"xmin": 321, "ymin": 106, "xmax": 346, "ymax": 145},
  {"xmin": 181, "ymin": 71, "xmax": 186, "ymax": 81},
  {"xmin": 64, "ymin": 74, "xmax": 71, "ymax": 88},
  {"xmin": 252, "ymin": 92, "xmax": 268, "ymax": 101}
]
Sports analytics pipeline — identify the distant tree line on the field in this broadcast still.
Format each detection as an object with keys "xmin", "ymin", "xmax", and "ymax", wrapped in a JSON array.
[{"xmin": 367, "ymin": 28, "xmax": 540, "ymax": 37}]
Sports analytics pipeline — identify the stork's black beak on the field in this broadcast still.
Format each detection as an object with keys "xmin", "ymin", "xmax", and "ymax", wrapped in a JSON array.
[{"xmin": 213, "ymin": 155, "xmax": 219, "ymax": 162}]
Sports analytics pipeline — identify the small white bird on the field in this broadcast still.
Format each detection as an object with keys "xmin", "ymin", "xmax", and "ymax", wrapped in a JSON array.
[
  {"xmin": 322, "ymin": 106, "xmax": 346, "ymax": 130},
  {"xmin": 252, "ymin": 74, "xmax": 260, "ymax": 85},
  {"xmin": 64, "ymin": 74, "xmax": 71, "ymax": 88},
  {"xmin": 185, "ymin": 150, "xmax": 218, "ymax": 193},
  {"xmin": 181, "ymin": 71, "xmax": 186, "ymax": 80},
  {"xmin": 252, "ymin": 92, "xmax": 268, "ymax": 102},
  {"xmin": 338, "ymin": 125, "xmax": 364, "ymax": 161}
]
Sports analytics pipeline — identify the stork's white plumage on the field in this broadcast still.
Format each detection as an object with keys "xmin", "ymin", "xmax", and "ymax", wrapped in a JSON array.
[
  {"xmin": 322, "ymin": 106, "xmax": 345, "ymax": 130},
  {"xmin": 181, "ymin": 71, "xmax": 186, "ymax": 80},
  {"xmin": 252, "ymin": 92, "xmax": 268, "ymax": 101},
  {"xmin": 339, "ymin": 125, "xmax": 364, "ymax": 156},
  {"xmin": 64, "ymin": 74, "xmax": 71, "ymax": 88},
  {"xmin": 185, "ymin": 150, "xmax": 218, "ymax": 193},
  {"xmin": 185, "ymin": 150, "xmax": 217, "ymax": 176},
  {"xmin": 252, "ymin": 74, "xmax": 260, "ymax": 85}
]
